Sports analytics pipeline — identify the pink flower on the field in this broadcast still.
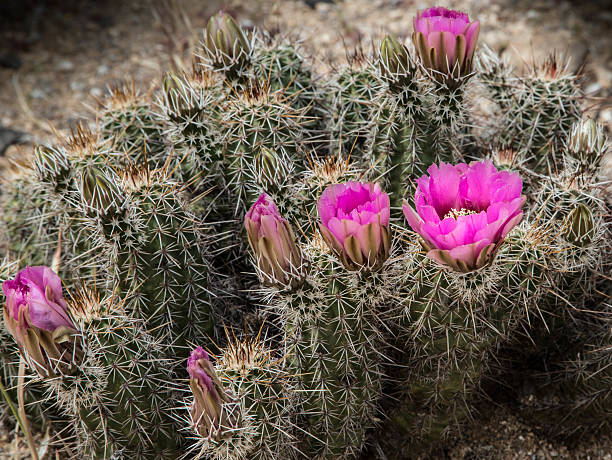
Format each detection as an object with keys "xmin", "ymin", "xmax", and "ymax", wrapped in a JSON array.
[
  {"xmin": 2, "ymin": 266, "xmax": 78, "ymax": 376},
  {"xmin": 413, "ymin": 6, "xmax": 480, "ymax": 82},
  {"xmin": 402, "ymin": 160, "xmax": 525, "ymax": 272},
  {"xmin": 318, "ymin": 182, "xmax": 391, "ymax": 270},
  {"xmin": 3, "ymin": 266, "xmax": 73, "ymax": 331},
  {"xmin": 245, "ymin": 193, "xmax": 304, "ymax": 288},
  {"xmin": 188, "ymin": 346, "xmax": 238, "ymax": 439}
]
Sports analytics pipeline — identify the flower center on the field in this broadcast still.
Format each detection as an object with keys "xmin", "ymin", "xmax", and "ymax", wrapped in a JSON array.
[{"xmin": 444, "ymin": 208, "xmax": 477, "ymax": 220}]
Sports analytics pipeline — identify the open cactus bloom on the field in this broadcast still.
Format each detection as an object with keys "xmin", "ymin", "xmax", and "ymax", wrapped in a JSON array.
[
  {"xmin": 403, "ymin": 161, "xmax": 525, "ymax": 273},
  {"xmin": 2, "ymin": 266, "xmax": 79, "ymax": 377},
  {"xmin": 412, "ymin": 6, "xmax": 480, "ymax": 84},
  {"xmin": 245, "ymin": 193, "xmax": 304, "ymax": 288},
  {"xmin": 318, "ymin": 182, "xmax": 391, "ymax": 270},
  {"xmin": 188, "ymin": 346, "xmax": 239, "ymax": 440}
]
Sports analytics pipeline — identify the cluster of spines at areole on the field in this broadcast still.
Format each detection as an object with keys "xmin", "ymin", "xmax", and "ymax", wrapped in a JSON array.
[{"xmin": 0, "ymin": 6, "xmax": 610, "ymax": 460}]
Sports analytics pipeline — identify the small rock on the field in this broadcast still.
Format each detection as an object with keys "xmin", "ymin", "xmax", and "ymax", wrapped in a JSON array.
[
  {"xmin": 57, "ymin": 59, "xmax": 74, "ymax": 71},
  {"xmin": 526, "ymin": 10, "xmax": 540, "ymax": 20},
  {"xmin": 90, "ymin": 87, "xmax": 103, "ymax": 98},
  {"xmin": 70, "ymin": 81, "xmax": 85, "ymax": 91},
  {"xmin": 30, "ymin": 88, "xmax": 46, "ymax": 99},
  {"xmin": 97, "ymin": 64, "xmax": 109, "ymax": 76}
]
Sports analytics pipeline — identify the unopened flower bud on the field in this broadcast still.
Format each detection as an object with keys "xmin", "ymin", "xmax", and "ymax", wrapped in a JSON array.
[
  {"xmin": 568, "ymin": 119, "xmax": 607, "ymax": 168},
  {"xmin": 380, "ymin": 35, "xmax": 413, "ymax": 87},
  {"xmin": 564, "ymin": 204, "xmax": 594, "ymax": 246},
  {"xmin": 203, "ymin": 11, "xmax": 250, "ymax": 72},
  {"xmin": 254, "ymin": 147, "xmax": 289, "ymax": 190},
  {"xmin": 245, "ymin": 193, "xmax": 305, "ymax": 288},
  {"xmin": 412, "ymin": 7, "xmax": 480, "ymax": 86},
  {"xmin": 162, "ymin": 72, "xmax": 190, "ymax": 116},
  {"xmin": 2, "ymin": 266, "xmax": 79, "ymax": 377},
  {"xmin": 80, "ymin": 167, "xmax": 121, "ymax": 216},
  {"xmin": 34, "ymin": 145, "xmax": 71, "ymax": 189},
  {"xmin": 188, "ymin": 346, "xmax": 239, "ymax": 440}
]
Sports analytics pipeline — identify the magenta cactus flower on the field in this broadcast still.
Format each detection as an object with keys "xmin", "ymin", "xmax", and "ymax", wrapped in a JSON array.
[
  {"xmin": 402, "ymin": 161, "xmax": 525, "ymax": 272},
  {"xmin": 412, "ymin": 6, "xmax": 480, "ymax": 82},
  {"xmin": 318, "ymin": 182, "xmax": 391, "ymax": 270},
  {"xmin": 245, "ymin": 193, "xmax": 304, "ymax": 288},
  {"xmin": 2, "ymin": 266, "xmax": 78, "ymax": 376},
  {"xmin": 188, "ymin": 346, "xmax": 238, "ymax": 439}
]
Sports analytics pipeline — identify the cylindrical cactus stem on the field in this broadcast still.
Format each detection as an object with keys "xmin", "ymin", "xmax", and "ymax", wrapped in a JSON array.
[
  {"xmin": 281, "ymin": 243, "xmax": 386, "ymax": 459},
  {"xmin": 532, "ymin": 172, "xmax": 608, "ymax": 309},
  {"xmin": 220, "ymin": 79, "xmax": 307, "ymax": 219},
  {"xmin": 500, "ymin": 54, "xmax": 582, "ymax": 169},
  {"xmin": 326, "ymin": 62, "xmax": 381, "ymax": 158},
  {"xmin": 380, "ymin": 161, "xmax": 551, "ymax": 451},
  {"xmin": 379, "ymin": 222, "xmax": 553, "ymax": 453},
  {"xmin": 419, "ymin": 81, "xmax": 470, "ymax": 165},
  {"xmin": 269, "ymin": 182, "xmax": 394, "ymax": 459},
  {"xmin": 364, "ymin": 37, "xmax": 425, "ymax": 207},
  {"xmin": 186, "ymin": 335, "xmax": 297, "ymax": 460},
  {"xmin": 160, "ymin": 66, "xmax": 226, "ymax": 193},
  {"xmin": 77, "ymin": 164, "xmax": 215, "ymax": 351},
  {"xmin": 98, "ymin": 81, "xmax": 166, "ymax": 166},
  {"xmin": 253, "ymin": 39, "xmax": 321, "ymax": 125},
  {"xmin": 43, "ymin": 287, "xmax": 184, "ymax": 459}
]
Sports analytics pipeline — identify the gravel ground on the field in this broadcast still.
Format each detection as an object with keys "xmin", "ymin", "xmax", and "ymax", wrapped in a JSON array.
[{"xmin": 0, "ymin": 0, "xmax": 611, "ymax": 458}]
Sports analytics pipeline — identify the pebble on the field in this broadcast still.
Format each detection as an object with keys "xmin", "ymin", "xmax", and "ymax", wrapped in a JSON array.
[
  {"xmin": 70, "ymin": 81, "xmax": 85, "ymax": 91},
  {"xmin": 97, "ymin": 64, "xmax": 109, "ymax": 76},
  {"xmin": 90, "ymin": 87, "xmax": 103, "ymax": 98},
  {"xmin": 30, "ymin": 88, "xmax": 46, "ymax": 99},
  {"xmin": 57, "ymin": 59, "xmax": 74, "ymax": 71},
  {"xmin": 526, "ymin": 10, "xmax": 540, "ymax": 19}
]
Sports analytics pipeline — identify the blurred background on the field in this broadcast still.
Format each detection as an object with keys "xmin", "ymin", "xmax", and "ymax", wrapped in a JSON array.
[
  {"xmin": 0, "ymin": 0, "xmax": 611, "ymax": 458},
  {"xmin": 1, "ymin": 0, "xmax": 611, "ymax": 156}
]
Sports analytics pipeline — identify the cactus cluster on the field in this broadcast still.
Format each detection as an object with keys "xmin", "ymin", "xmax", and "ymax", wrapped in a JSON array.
[{"xmin": 0, "ymin": 7, "xmax": 610, "ymax": 460}]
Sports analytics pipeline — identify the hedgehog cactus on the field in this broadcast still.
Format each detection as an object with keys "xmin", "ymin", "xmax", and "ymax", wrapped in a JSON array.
[{"xmin": 0, "ymin": 7, "xmax": 610, "ymax": 460}]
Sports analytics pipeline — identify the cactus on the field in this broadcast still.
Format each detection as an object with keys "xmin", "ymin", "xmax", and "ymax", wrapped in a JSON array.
[
  {"xmin": 98, "ymin": 81, "xmax": 166, "ymax": 165},
  {"xmin": 0, "ymin": 8, "xmax": 610, "ymax": 460},
  {"xmin": 43, "ymin": 287, "xmax": 185, "ymax": 459}
]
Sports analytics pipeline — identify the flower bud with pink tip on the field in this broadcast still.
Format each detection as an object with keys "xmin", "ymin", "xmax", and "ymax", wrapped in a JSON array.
[
  {"xmin": 412, "ymin": 7, "xmax": 480, "ymax": 84},
  {"xmin": 188, "ymin": 346, "xmax": 239, "ymax": 440},
  {"xmin": 2, "ymin": 266, "xmax": 79, "ymax": 377},
  {"xmin": 403, "ymin": 160, "xmax": 525, "ymax": 272},
  {"xmin": 245, "ymin": 193, "xmax": 304, "ymax": 288},
  {"xmin": 318, "ymin": 182, "xmax": 391, "ymax": 270}
]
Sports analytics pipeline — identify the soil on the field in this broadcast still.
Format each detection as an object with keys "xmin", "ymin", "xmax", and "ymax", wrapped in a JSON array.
[{"xmin": 0, "ymin": 0, "xmax": 611, "ymax": 458}]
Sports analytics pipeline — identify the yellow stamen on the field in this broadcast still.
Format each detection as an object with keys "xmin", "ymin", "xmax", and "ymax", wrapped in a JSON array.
[{"xmin": 444, "ymin": 208, "xmax": 477, "ymax": 219}]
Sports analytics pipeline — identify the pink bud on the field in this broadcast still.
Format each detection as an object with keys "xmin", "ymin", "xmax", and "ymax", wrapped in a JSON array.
[
  {"xmin": 188, "ymin": 346, "xmax": 239, "ymax": 439},
  {"xmin": 245, "ymin": 193, "xmax": 304, "ymax": 288},
  {"xmin": 318, "ymin": 182, "xmax": 391, "ymax": 270},
  {"xmin": 412, "ymin": 7, "xmax": 480, "ymax": 84},
  {"xmin": 2, "ymin": 266, "xmax": 78, "ymax": 377}
]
